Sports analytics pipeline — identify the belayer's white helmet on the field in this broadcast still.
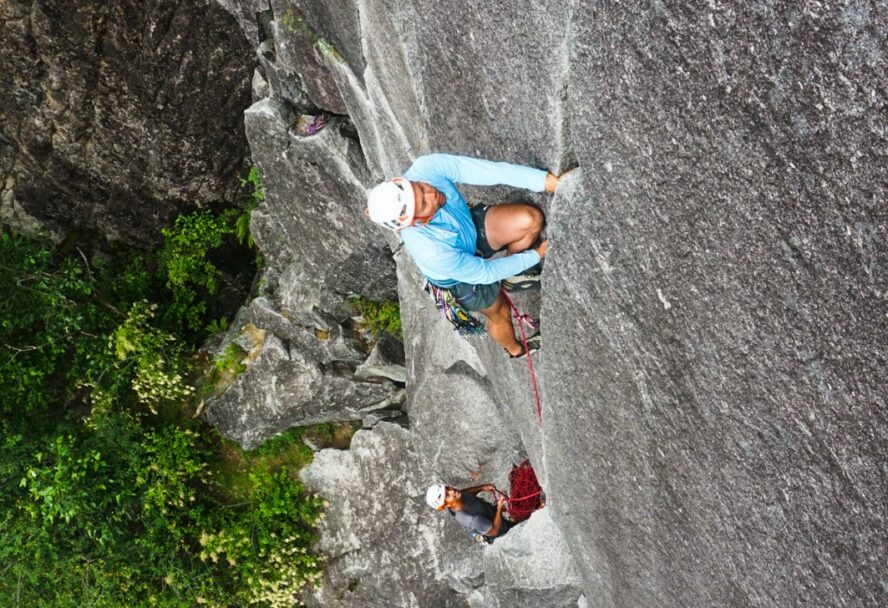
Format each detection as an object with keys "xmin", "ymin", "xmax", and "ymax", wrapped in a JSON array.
[
  {"xmin": 366, "ymin": 177, "xmax": 415, "ymax": 230},
  {"xmin": 425, "ymin": 483, "xmax": 446, "ymax": 510}
]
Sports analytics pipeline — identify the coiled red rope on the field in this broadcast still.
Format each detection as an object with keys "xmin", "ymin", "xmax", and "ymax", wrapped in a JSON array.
[{"xmin": 491, "ymin": 459, "xmax": 545, "ymax": 522}]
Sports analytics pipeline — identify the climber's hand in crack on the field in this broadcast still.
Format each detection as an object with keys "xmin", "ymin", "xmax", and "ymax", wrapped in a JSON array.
[
  {"xmin": 544, "ymin": 172, "xmax": 560, "ymax": 193},
  {"xmin": 545, "ymin": 168, "xmax": 578, "ymax": 192}
]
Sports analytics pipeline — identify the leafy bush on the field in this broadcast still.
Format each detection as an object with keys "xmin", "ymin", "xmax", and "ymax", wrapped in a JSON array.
[
  {"xmin": 2, "ymin": 417, "xmax": 325, "ymax": 607},
  {"xmin": 0, "ymin": 181, "xmax": 326, "ymax": 608},
  {"xmin": 110, "ymin": 301, "xmax": 194, "ymax": 414},
  {"xmin": 158, "ymin": 167, "xmax": 263, "ymax": 338},
  {"xmin": 350, "ymin": 296, "xmax": 402, "ymax": 338},
  {"xmin": 0, "ymin": 232, "xmax": 109, "ymax": 415},
  {"xmin": 159, "ymin": 210, "xmax": 235, "ymax": 336},
  {"xmin": 199, "ymin": 469, "xmax": 324, "ymax": 608}
]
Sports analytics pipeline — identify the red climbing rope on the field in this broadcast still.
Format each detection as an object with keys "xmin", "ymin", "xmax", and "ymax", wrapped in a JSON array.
[
  {"xmin": 492, "ymin": 459, "xmax": 544, "ymax": 523},
  {"xmin": 500, "ymin": 288, "xmax": 543, "ymax": 425}
]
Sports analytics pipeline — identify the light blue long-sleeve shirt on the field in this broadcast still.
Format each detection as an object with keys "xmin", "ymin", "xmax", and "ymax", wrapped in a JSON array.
[{"xmin": 400, "ymin": 154, "xmax": 547, "ymax": 287}]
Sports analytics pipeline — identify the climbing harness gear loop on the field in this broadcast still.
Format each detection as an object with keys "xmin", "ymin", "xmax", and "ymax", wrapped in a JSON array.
[{"xmin": 424, "ymin": 281, "xmax": 487, "ymax": 335}]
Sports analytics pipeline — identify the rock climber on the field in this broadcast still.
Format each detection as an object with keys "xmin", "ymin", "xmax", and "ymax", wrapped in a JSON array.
[
  {"xmin": 365, "ymin": 154, "xmax": 565, "ymax": 358},
  {"xmin": 425, "ymin": 483, "xmax": 513, "ymax": 543}
]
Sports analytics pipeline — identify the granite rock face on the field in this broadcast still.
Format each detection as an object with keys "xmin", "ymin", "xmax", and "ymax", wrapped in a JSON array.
[
  {"xmin": 355, "ymin": 334, "xmax": 407, "ymax": 384},
  {"xmin": 0, "ymin": 0, "xmax": 255, "ymax": 242},
  {"xmin": 214, "ymin": 1, "xmax": 886, "ymax": 607},
  {"xmin": 541, "ymin": 5, "xmax": 886, "ymax": 606},
  {"xmin": 299, "ymin": 423, "xmax": 467, "ymax": 608},
  {"xmin": 204, "ymin": 297, "xmax": 404, "ymax": 450},
  {"xmin": 203, "ymin": 5, "xmax": 402, "ymax": 451},
  {"xmin": 242, "ymin": 97, "xmax": 396, "ymax": 317},
  {"xmin": 469, "ymin": 509, "xmax": 583, "ymax": 608}
]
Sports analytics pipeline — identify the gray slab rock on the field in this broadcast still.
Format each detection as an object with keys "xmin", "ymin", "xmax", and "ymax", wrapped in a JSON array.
[
  {"xmin": 256, "ymin": 39, "xmax": 319, "ymax": 111},
  {"xmin": 251, "ymin": 67, "xmax": 271, "ymax": 101},
  {"xmin": 282, "ymin": 0, "xmax": 365, "ymax": 83},
  {"xmin": 538, "ymin": 4, "xmax": 888, "ymax": 605},
  {"xmin": 353, "ymin": 0, "xmax": 428, "ymax": 176},
  {"xmin": 470, "ymin": 509, "xmax": 583, "ymax": 608},
  {"xmin": 243, "ymin": 97, "xmax": 397, "ymax": 317},
  {"xmin": 299, "ymin": 423, "xmax": 468, "ymax": 608},
  {"xmin": 205, "ymin": 299, "xmax": 400, "ymax": 449},
  {"xmin": 1, "ymin": 0, "xmax": 254, "ymax": 242},
  {"xmin": 266, "ymin": 0, "xmax": 346, "ymax": 114},
  {"xmin": 409, "ymin": 0, "xmax": 574, "ymax": 172},
  {"xmin": 234, "ymin": 295, "xmax": 369, "ymax": 363},
  {"xmin": 397, "ymin": 252, "xmax": 526, "ymax": 492},
  {"xmin": 218, "ymin": 0, "xmax": 357, "ymax": 114},
  {"xmin": 214, "ymin": 0, "xmax": 271, "ymax": 46},
  {"xmin": 355, "ymin": 334, "xmax": 407, "ymax": 384}
]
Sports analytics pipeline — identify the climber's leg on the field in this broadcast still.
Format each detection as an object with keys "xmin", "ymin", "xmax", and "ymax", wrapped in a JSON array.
[
  {"xmin": 479, "ymin": 293, "xmax": 523, "ymax": 357},
  {"xmin": 482, "ymin": 203, "xmax": 544, "ymax": 255}
]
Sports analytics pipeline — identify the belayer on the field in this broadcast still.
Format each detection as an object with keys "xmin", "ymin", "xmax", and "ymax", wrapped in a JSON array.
[
  {"xmin": 425, "ymin": 483, "xmax": 513, "ymax": 543},
  {"xmin": 365, "ymin": 154, "xmax": 565, "ymax": 358}
]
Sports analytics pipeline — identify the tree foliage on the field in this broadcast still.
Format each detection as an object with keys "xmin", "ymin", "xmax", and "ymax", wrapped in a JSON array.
[{"xmin": 0, "ymin": 171, "xmax": 326, "ymax": 607}]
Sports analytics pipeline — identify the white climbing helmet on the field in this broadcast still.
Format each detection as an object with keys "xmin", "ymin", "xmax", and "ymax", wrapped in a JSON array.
[
  {"xmin": 425, "ymin": 483, "xmax": 446, "ymax": 510},
  {"xmin": 366, "ymin": 177, "xmax": 415, "ymax": 230}
]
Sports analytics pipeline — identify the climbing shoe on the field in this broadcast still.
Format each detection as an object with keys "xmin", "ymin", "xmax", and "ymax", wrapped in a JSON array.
[
  {"xmin": 509, "ymin": 335, "xmax": 541, "ymax": 359},
  {"xmin": 502, "ymin": 272, "xmax": 541, "ymax": 292}
]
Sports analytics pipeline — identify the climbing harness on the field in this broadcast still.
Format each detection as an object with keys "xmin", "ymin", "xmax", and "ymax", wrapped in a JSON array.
[
  {"xmin": 424, "ymin": 281, "xmax": 487, "ymax": 336},
  {"xmin": 500, "ymin": 288, "xmax": 543, "ymax": 425}
]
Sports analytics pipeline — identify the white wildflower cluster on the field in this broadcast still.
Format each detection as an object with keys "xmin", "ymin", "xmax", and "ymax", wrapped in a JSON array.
[
  {"xmin": 245, "ymin": 537, "xmax": 326, "ymax": 608},
  {"xmin": 197, "ymin": 528, "xmax": 248, "ymax": 567},
  {"xmin": 111, "ymin": 301, "xmax": 196, "ymax": 413},
  {"xmin": 132, "ymin": 353, "xmax": 194, "ymax": 414}
]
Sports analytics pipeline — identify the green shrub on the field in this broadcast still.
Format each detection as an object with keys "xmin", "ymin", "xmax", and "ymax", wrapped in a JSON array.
[
  {"xmin": 0, "ymin": 208, "xmax": 325, "ymax": 607},
  {"xmin": 108, "ymin": 301, "xmax": 194, "ymax": 415},
  {"xmin": 0, "ymin": 232, "xmax": 98, "ymax": 415},
  {"xmin": 199, "ymin": 469, "xmax": 324, "ymax": 607},
  {"xmin": 350, "ymin": 296, "xmax": 402, "ymax": 338},
  {"xmin": 2, "ymin": 411, "xmax": 325, "ymax": 607},
  {"xmin": 159, "ymin": 211, "xmax": 234, "ymax": 337},
  {"xmin": 236, "ymin": 165, "xmax": 265, "ymax": 248}
]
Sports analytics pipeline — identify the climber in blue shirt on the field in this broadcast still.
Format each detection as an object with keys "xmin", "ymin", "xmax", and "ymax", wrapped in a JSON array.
[{"xmin": 366, "ymin": 154, "xmax": 563, "ymax": 357}]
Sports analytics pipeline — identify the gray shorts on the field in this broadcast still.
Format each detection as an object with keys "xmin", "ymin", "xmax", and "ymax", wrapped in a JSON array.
[{"xmin": 448, "ymin": 281, "xmax": 500, "ymax": 312}]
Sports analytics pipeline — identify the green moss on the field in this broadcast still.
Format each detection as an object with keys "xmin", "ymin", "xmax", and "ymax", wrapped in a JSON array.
[
  {"xmin": 212, "ymin": 422, "xmax": 359, "ymax": 502},
  {"xmin": 280, "ymin": 8, "xmax": 341, "ymax": 59},
  {"xmin": 200, "ymin": 342, "xmax": 248, "ymax": 398}
]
